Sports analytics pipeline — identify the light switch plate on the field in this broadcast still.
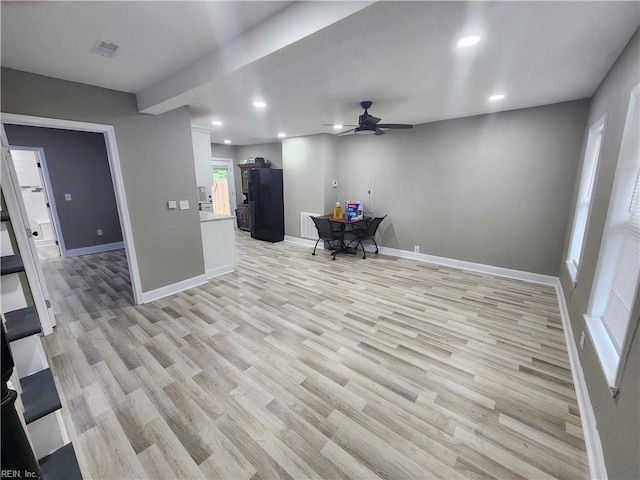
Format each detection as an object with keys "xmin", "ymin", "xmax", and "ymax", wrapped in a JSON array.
[
  {"xmin": 167, "ymin": 200, "xmax": 177, "ymax": 209},
  {"xmin": 179, "ymin": 200, "xmax": 189, "ymax": 210},
  {"xmin": 64, "ymin": 193, "xmax": 72, "ymax": 201}
]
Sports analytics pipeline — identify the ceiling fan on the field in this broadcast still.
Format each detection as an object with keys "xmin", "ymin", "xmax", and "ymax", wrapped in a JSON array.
[{"xmin": 325, "ymin": 101, "xmax": 413, "ymax": 135}]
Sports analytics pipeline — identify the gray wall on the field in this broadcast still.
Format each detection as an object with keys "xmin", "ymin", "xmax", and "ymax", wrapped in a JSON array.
[
  {"xmin": 282, "ymin": 134, "xmax": 338, "ymax": 237},
  {"xmin": 559, "ymin": 29, "xmax": 640, "ymax": 480},
  {"xmin": 2, "ymin": 68, "xmax": 204, "ymax": 293},
  {"xmin": 236, "ymin": 143, "xmax": 283, "ymax": 169},
  {"xmin": 211, "ymin": 142, "xmax": 237, "ymax": 159},
  {"xmin": 336, "ymin": 100, "xmax": 589, "ymax": 275},
  {"xmin": 235, "ymin": 143, "xmax": 283, "ymax": 207},
  {"xmin": 5, "ymin": 125, "xmax": 123, "ymax": 250}
]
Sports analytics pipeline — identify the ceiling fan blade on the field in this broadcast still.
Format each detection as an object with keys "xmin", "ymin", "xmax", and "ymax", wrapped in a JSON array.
[
  {"xmin": 322, "ymin": 124, "xmax": 358, "ymax": 127},
  {"xmin": 377, "ymin": 124, "xmax": 413, "ymax": 129},
  {"xmin": 375, "ymin": 129, "xmax": 386, "ymax": 136},
  {"xmin": 337, "ymin": 128, "xmax": 356, "ymax": 135}
]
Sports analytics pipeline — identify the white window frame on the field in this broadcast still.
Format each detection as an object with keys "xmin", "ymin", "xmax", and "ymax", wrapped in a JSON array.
[
  {"xmin": 585, "ymin": 84, "xmax": 640, "ymax": 395},
  {"xmin": 566, "ymin": 114, "xmax": 607, "ymax": 283}
]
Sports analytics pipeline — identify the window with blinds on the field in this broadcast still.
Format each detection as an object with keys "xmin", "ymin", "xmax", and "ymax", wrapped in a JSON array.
[
  {"xmin": 586, "ymin": 84, "xmax": 640, "ymax": 393},
  {"xmin": 602, "ymin": 171, "xmax": 640, "ymax": 352}
]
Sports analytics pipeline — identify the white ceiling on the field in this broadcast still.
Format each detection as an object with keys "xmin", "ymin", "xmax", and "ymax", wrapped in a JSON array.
[{"xmin": 2, "ymin": 1, "xmax": 639, "ymax": 145}]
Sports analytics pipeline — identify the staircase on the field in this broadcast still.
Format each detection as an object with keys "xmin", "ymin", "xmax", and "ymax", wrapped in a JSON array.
[{"xmin": 2, "ymin": 190, "xmax": 82, "ymax": 476}]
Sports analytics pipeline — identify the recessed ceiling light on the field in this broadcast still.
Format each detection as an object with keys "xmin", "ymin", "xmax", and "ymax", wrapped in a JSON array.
[
  {"xmin": 278, "ymin": 133, "xmax": 286, "ymax": 138},
  {"xmin": 224, "ymin": 139, "xmax": 231, "ymax": 144},
  {"xmin": 489, "ymin": 94, "xmax": 505, "ymax": 101},
  {"xmin": 333, "ymin": 124, "xmax": 343, "ymax": 129},
  {"xmin": 457, "ymin": 35, "xmax": 481, "ymax": 48},
  {"xmin": 211, "ymin": 120, "xmax": 222, "ymax": 126},
  {"xmin": 253, "ymin": 101, "xmax": 267, "ymax": 108}
]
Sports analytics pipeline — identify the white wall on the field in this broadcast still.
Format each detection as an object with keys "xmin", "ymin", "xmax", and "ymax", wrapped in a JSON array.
[{"xmin": 192, "ymin": 127, "xmax": 214, "ymax": 188}]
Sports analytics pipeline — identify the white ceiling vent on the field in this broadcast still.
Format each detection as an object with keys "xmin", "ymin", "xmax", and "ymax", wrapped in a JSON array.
[{"xmin": 90, "ymin": 40, "xmax": 119, "ymax": 58}]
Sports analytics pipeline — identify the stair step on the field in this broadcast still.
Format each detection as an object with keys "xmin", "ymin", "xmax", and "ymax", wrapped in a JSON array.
[
  {"xmin": 1, "ymin": 210, "xmax": 9, "ymax": 222},
  {"xmin": 4, "ymin": 306, "xmax": 42, "ymax": 342},
  {"xmin": 21, "ymin": 368, "xmax": 62, "ymax": 424},
  {"xmin": 1, "ymin": 254, "xmax": 25, "ymax": 275},
  {"xmin": 39, "ymin": 443, "xmax": 83, "ymax": 480}
]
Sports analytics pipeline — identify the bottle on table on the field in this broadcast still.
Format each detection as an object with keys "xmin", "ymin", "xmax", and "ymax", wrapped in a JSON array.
[{"xmin": 333, "ymin": 202, "xmax": 343, "ymax": 219}]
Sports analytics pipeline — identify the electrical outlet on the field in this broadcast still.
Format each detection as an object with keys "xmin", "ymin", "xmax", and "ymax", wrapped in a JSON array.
[
  {"xmin": 414, "ymin": 245, "xmax": 420, "ymax": 253},
  {"xmin": 97, "ymin": 229, "xmax": 103, "ymax": 236},
  {"xmin": 580, "ymin": 331, "xmax": 585, "ymax": 350},
  {"xmin": 64, "ymin": 193, "xmax": 72, "ymax": 201},
  {"xmin": 179, "ymin": 200, "xmax": 189, "ymax": 210}
]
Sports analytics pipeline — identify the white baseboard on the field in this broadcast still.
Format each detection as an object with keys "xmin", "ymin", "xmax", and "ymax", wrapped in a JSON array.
[
  {"xmin": 378, "ymin": 245, "xmax": 558, "ymax": 285},
  {"xmin": 554, "ymin": 279, "xmax": 608, "ymax": 480},
  {"xmin": 284, "ymin": 235, "xmax": 320, "ymax": 247},
  {"xmin": 287, "ymin": 235, "xmax": 557, "ymax": 285},
  {"xmin": 205, "ymin": 264, "xmax": 235, "ymax": 279},
  {"xmin": 65, "ymin": 241, "xmax": 125, "ymax": 257},
  {"xmin": 140, "ymin": 274, "xmax": 207, "ymax": 304}
]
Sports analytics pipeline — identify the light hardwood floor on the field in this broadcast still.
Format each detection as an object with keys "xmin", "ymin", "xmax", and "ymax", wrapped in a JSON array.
[{"xmin": 40, "ymin": 232, "xmax": 589, "ymax": 479}]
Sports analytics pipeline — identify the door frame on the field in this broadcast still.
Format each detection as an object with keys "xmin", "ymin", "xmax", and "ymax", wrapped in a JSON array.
[
  {"xmin": 9, "ymin": 146, "xmax": 66, "ymax": 257},
  {"xmin": 1, "ymin": 113, "xmax": 143, "ymax": 305},
  {"xmin": 1, "ymin": 143, "xmax": 56, "ymax": 334},
  {"xmin": 212, "ymin": 157, "xmax": 237, "ymax": 218}
]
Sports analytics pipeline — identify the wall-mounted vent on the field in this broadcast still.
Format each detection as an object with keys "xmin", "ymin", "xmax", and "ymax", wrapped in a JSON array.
[
  {"xmin": 301, "ymin": 212, "xmax": 321, "ymax": 239},
  {"xmin": 90, "ymin": 40, "xmax": 120, "ymax": 58}
]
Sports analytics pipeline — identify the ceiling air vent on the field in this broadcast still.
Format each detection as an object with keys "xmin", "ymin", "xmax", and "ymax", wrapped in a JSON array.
[{"xmin": 90, "ymin": 40, "xmax": 119, "ymax": 58}]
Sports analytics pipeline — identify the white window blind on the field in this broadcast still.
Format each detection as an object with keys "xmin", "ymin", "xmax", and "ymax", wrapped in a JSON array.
[
  {"xmin": 586, "ymin": 84, "xmax": 640, "ymax": 392},
  {"xmin": 602, "ymin": 171, "xmax": 640, "ymax": 352}
]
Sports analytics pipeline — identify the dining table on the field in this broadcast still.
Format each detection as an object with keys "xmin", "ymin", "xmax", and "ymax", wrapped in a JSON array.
[{"xmin": 316, "ymin": 213, "xmax": 367, "ymax": 257}]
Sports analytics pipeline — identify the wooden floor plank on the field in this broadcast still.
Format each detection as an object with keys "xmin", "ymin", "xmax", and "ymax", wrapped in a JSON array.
[{"xmin": 39, "ymin": 233, "xmax": 588, "ymax": 479}]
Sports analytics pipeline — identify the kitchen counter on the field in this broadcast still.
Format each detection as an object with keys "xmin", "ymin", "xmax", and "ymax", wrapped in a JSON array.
[
  {"xmin": 199, "ymin": 212, "xmax": 236, "ymax": 278},
  {"xmin": 199, "ymin": 211, "xmax": 235, "ymax": 222}
]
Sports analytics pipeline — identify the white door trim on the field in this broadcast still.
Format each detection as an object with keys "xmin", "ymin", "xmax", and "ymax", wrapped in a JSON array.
[
  {"xmin": 1, "ymin": 113, "xmax": 143, "ymax": 305},
  {"xmin": 0, "ymin": 144, "xmax": 56, "ymax": 334},
  {"xmin": 8, "ymin": 146, "xmax": 66, "ymax": 257}
]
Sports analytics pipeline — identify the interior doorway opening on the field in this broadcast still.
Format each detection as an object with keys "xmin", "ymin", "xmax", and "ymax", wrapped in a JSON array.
[
  {"xmin": 9, "ymin": 148, "xmax": 62, "ymax": 261},
  {"xmin": 1, "ymin": 113, "xmax": 143, "ymax": 305},
  {"xmin": 211, "ymin": 158, "xmax": 237, "ymax": 218}
]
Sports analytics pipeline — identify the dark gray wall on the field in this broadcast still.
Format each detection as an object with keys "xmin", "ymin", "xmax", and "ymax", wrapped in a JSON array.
[
  {"xmin": 337, "ymin": 100, "xmax": 589, "ymax": 276},
  {"xmin": 5, "ymin": 125, "xmax": 123, "ymax": 250},
  {"xmin": 559, "ymin": 29, "xmax": 640, "ymax": 480},
  {"xmin": 2, "ymin": 68, "xmax": 204, "ymax": 293}
]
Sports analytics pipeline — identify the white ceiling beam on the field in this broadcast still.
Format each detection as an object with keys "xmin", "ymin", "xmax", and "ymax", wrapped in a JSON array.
[{"xmin": 136, "ymin": 1, "xmax": 375, "ymax": 115}]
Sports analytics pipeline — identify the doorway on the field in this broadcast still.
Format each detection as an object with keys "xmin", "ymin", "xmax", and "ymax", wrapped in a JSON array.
[
  {"xmin": 211, "ymin": 158, "xmax": 237, "ymax": 217},
  {"xmin": 1, "ymin": 113, "xmax": 143, "ymax": 305},
  {"xmin": 9, "ymin": 147, "xmax": 63, "ymax": 261}
]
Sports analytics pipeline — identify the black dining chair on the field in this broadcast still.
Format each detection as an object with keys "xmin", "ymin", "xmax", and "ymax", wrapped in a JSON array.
[
  {"xmin": 347, "ymin": 215, "xmax": 386, "ymax": 259},
  {"xmin": 311, "ymin": 216, "xmax": 341, "ymax": 259}
]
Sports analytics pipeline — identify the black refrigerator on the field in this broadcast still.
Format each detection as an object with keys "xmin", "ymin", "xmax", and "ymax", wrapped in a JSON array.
[{"xmin": 249, "ymin": 168, "xmax": 284, "ymax": 242}]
